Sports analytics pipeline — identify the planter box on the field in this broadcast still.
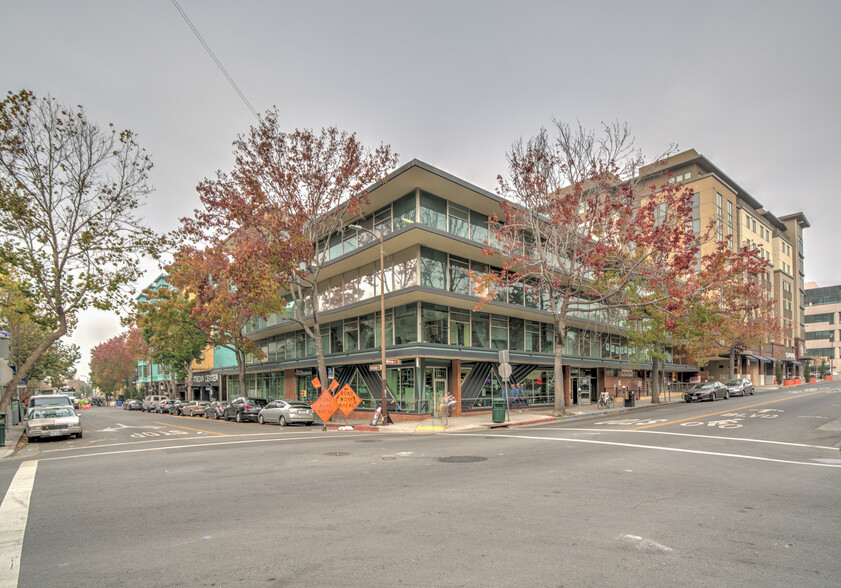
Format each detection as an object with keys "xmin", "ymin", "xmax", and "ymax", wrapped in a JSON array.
[
  {"xmin": 808, "ymin": 377, "xmax": 817, "ymax": 383},
  {"xmin": 794, "ymin": 378, "xmax": 801, "ymax": 384},
  {"xmin": 825, "ymin": 375, "xmax": 834, "ymax": 381},
  {"xmin": 783, "ymin": 379, "xmax": 795, "ymax": 386}
]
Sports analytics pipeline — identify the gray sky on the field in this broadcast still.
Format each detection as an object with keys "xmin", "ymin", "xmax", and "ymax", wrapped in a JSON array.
[{"xmin": 3, "ymin": 0, "xmax": 840, "ymax": 379}]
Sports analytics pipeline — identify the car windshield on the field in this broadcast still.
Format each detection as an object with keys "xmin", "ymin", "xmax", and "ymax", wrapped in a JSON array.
[
  {"xmin": 31, "ymin": 407, "xmax": 75, "ymax": 419},
  {"xmin": 249, "ymin": 398, "xmax": 268, "ymax": 406},
  {"xmin": 691, "ymin": 383, "xmax": 717, "ymax": 390},
  {"xmin": 724, "ymin": 380, "xmax": 743, "ymax": 386},
  {"xmin": 31, "ymin": 396, "xmax": 71, "ymax": 407}
]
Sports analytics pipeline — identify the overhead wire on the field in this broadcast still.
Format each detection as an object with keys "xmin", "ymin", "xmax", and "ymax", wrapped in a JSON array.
[{"xmin": 169, "ymin": 0, "xmax": 259, "ymax": 120}]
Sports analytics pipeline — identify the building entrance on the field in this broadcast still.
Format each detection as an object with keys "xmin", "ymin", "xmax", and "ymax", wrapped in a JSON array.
[{"xmin": 424, "ymin": 367, "xmax": 448, "ymax": 415}]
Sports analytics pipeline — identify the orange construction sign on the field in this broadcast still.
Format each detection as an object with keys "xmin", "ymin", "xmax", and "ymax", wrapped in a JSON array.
[
  {"xmin": 329, "ymin": 379, "xmax": 340, "ymax": 392},
  {"xmin": 311, "ymin": 390, "xmax": 339, "ymax": 423},
  {"xmin": 312, "ymin": 377, "xmax": 322, "ymax": 390},
  {"xmin": 335, "ymin": 384, "xmax": 361, "ymax": 416}
]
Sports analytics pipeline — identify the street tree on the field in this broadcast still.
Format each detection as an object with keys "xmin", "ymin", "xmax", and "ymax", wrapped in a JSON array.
[
  {"xmin": 89, "ymin": 330, "xmax": 141, "ymax": 399},
  {"xmin": 182, "ymin": 114, "xmax": 397, "ymax": 397},
  {"xmin": 166, "ymin": 240, "xmax": 279, "ymax": 397},
  {"xmin": 135, "ymin": 284, "xmax": 207, "ymax": 398},
  {"xmin": 0, "ymin": 90, "xmax": 165, "ymax": 412},
  {"xmin": 481, "ymin": 121, "xmax": 698, "ymax": 416}
]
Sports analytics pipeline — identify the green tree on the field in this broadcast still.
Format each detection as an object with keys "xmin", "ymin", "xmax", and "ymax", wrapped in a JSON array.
[
  {"xmin": 0, "ymin": 90, "xmax": 166, "ymax": 412},
  {"xmin": 135, "ymin": 285, "xmax": 207, "ymax": 397}
]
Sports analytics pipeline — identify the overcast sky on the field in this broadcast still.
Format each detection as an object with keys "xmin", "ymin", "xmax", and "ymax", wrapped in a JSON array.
[{"xmin": 3, "ymin": 0, "xmax": 840, "ymax": 379}]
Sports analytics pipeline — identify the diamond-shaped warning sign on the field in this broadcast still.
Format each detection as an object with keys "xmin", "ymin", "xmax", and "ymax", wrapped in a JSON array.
[
  {"xmin": 311, "ymin": 390, "xmax": 339, "ymax": 423},
  {"xmin": 335, "ymin": 384, "xmax": 361, "ymax": 416}
]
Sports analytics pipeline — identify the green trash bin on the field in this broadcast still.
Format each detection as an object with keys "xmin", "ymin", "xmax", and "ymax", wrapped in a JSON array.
[{"xmin": 492, "ymin": 398, "xmax": 506, "ymax": 423}]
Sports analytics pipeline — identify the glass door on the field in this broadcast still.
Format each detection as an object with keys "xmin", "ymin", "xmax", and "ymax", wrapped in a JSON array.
[{"xmin": 424, "ymin": 367, "xmax": 448, "ymax": 415}]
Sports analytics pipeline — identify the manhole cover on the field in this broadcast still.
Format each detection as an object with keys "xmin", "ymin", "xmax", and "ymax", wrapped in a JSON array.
[
  {"xmin": 325, "ymin": 451, "xmax": 350, "ymax": 456},
  {"xmin": 438, "ymin": 456, "xmax": 488, "ymax": 463}
]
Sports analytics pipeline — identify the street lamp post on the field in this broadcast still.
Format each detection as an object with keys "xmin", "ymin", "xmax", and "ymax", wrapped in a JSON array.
[{"xmin": 350, "ymin": 224, "xmax": 389, "ymax": 425}]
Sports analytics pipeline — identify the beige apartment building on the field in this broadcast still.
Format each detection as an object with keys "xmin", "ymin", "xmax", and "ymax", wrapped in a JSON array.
[{"xmin": 640, "ymin": 150, "xmax": 809, "ymax": 385}]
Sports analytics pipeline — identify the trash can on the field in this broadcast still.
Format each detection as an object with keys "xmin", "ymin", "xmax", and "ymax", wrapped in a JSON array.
[
  {"xmin": 492, "ymin": 398, "xmax": 506, "ymax": 423},
  {"xmin": 625, "ymin": 390, "xmax": 635, "ymax": 408},
  {"xmin": 0, "ymin": 415, "xmax": 5, "ymax": 447}
]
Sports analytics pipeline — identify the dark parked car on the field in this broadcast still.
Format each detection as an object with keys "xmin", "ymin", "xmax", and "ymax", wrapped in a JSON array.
[
  {"xmin": 204, "ymin": 401, "xmax": 229, "ymax": 419},
  {"xmin": 258, "ymin": 400, "xmax": 315, "ymax": 426},
  {"xmin": 170, "ymin": 399, "xmax": 188, "ymax": 416},
  {"xmin": 684, "ymin": 381, "xmax": 729, "ymax": 402},
  {"xmin": 157, "ymin": 398, "xmax": 179, "ymax": 414},
  {"xmin": 124, "ymin": 399, "xmax": 143, "ymax": 411},
  {"xmin": 224, "ymin": 397, "xmax": 268, "ymax": 422},
  {"xmin": 725, "ymin": 378, "xmax": 755, "ymax": 397}
]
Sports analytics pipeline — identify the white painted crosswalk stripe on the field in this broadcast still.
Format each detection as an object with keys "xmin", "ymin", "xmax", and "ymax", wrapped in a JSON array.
[{"xmin": 0, "ymin": 460, "xmax": 38, "ymax": 588}]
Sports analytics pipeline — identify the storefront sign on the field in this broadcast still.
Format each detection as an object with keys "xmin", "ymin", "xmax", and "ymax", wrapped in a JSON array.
[
  {"xmin": 193, "ymin": 373, "xmax": 219, "ymax": 384},
  {"xmin": 294, "ymin": 368, "xmax": 313, "ymax": 376}
]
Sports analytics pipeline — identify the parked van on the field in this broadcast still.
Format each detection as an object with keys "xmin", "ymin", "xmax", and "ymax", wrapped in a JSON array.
[{"xmin": 142, "ymin": 395, "xmax": 167, "ymax": 412}]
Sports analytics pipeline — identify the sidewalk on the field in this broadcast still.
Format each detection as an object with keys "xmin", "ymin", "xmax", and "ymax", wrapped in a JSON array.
[
  {"xmin": 1, "ymin": 422, "xmax": 25, "ymax": 459},
  {"xmin": 326, "ymin": 388, "xmax": 720, "ymax": 433}
]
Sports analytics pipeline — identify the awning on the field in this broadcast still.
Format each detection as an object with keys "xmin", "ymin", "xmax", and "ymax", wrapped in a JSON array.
[
  {"xmin": 744, "ymin": 354, "xmax": 772, "ymax": 364},
  {"xmin": 789, "ymin": 361, "xmax": 803, "ymax": 366}
]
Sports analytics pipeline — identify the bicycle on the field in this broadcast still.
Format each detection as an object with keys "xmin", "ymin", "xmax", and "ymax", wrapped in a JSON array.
[{"xmin": 597, "ymin": 393, "xmax": 615, "ymax": 410}]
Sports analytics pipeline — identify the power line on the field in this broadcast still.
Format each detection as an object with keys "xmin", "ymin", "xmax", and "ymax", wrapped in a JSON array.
[{"xmin": 170, "ymin": 0, "xmax": 259, "ymax": 120}]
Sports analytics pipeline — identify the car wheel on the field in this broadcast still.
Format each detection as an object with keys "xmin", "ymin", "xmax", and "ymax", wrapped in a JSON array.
[
  {"xmin": 709, "ymin": 391, "xmax": 715, "ymax": 401},
  {"xmin": 76, "ymin": 431, "xmax": 83, "ymax": 439},
  {"xmin": 750, "ymin": 388, "xmax": 755, "ymax": 395},
  {"xmin": 236, "ymin": 412, "xmax": 242, "ymax": 423},
  {"xmin": 306, "ymin": 422, "xmax": 313, "ymax": 426},
  {"xmin": 258, "ymin": 414, "xmax": 265, "ymax": 425},
  {"xmin": 214, "ymin": 412, "xmax": 220, "ymax": 420},
  {"xmin": 725, "ymin": 390, "xmax": 730, "ymax": 400},
  {"xmin": 279, "ymin": 416, "xmax": 287, "ymax": 427}
]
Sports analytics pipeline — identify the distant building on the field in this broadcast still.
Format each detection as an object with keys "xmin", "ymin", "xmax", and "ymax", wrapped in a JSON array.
[
  {"xmin": 640, "ymin": 150, "xmax": 809, "ymax": 384},
  {"xmin": 804, "ymin": 282, "xmax": 840, "ymax": 372}
]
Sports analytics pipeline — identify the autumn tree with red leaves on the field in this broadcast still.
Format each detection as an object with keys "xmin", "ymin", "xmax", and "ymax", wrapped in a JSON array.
[
  {"xmin": 89, "ymin": 327, "xmax": 144, "ymax": 399},
  {"xmin": 181, "ymin": 112, "xmax": 397, "ymax": 398},
  {"xmin": 482, "ymin": 121, "xmax": 700, "ymax": 416}
]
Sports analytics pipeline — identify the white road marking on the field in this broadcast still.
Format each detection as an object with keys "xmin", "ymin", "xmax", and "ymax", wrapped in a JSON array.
[
  {"xmin": 541, "ymin": 428, "xmax": 840, "ymax": 452},
  {"xmin": 619, "ymin": 534, "xmax": 674, "ymax": 553},
  {"xmin": 459, "ymin": 433, "xmax": 841, "ymax": 468},
  {"xmin": 0, "ymin": 460, "xmax": 38, "ymax": 588}
]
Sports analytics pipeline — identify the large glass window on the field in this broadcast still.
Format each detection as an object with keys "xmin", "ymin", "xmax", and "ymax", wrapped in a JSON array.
[
  {"xmin": 509, "ymin": 317, "xmax": 525, "ymax": 351},
  {"xmin": 374, "ymin": 310, "xmax": 394, "ymax": 347},
  {"xmin": 491, "ymin": 316, "xmax": 508, "ymax": 349},
  {"xmin": 392, "ymin": 249, "xmax": 418, "ymax": 290},
  {"xmin": 393, "ymin": 191, "xmax": 416, "ymax": 230},
  {"xmin": 328, "ymin": 232, "xmax": 343, "ymax": 261},
  {"xmin": 449, "ymin": 255, "xmax": 470, "ymax": 295},
  {"xmin": 564, "ymin": 327, "xmax": 579, "ymax": 356},
  {"xmin": 448, "ymin": 203, "xmax": 469, "ymax": 238},
  {"xmin": 394, "ymin": 303, "xmax": 418, "ymax": 345},
  {"xmin": 419, "ymin": 191, "xmax": 447, "ymax": 230},
  {"xmin": 420, "ymin": 247, "xmax": 447, "ymax": 290},
  {"xmin": 525, "ymin": 320, "xmax": 541, "ymax": 352},
  {"xmin": 343, "ymin": 319, "xmax": 359, "ymax": 352},
  {"xmin": 360, "ymin": 313, "xmax": 376, "ymax": 349},
  {"xmin": 374, "ymin": 206, "xmax": 392, "ymax": 237},
  {"xmin": 470, "ymin": 212, "xmax": 488, "ymax": 243},
  {"xmin": 450, "ymin": 309, "xmax": 470, "ymax": 346},
  {"xmin": 422, "ymin": 303, "xmax": 449, "ymax": 344},
  {"xmin": 542, "ymin": 323, "xmax": 554, "ymax": 353},
  {"xmin": 471, "ymin": 311, "xmax": 490, "ymax": 348}
]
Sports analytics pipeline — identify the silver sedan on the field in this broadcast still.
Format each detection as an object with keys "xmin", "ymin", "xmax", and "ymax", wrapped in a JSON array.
[
  {"xmin": 258, "ymin": 400, "xmax": 315, "ymax": 426},
  {"xmin": 182, "ymin": 401, "xmax": 210, "ymax": 417},
  {"xmin": 725, "ymin": 378, "xmax": 755, "ymax": 397}
]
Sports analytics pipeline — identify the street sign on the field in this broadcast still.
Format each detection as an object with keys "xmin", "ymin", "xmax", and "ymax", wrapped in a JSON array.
[
  {"xmin": 384, "ymin": 359, "xmax": 402, "ymax": 365},
  {"xmin": 498, "ymin": 349, "xmax": 510, "ymax": 364},
  {"xmin": 311, "ymin": 390, "xmax": 339, "ymax": 423},
  {"xmin": 369, "ymin": 365, "xmax": 384, "ymax": 371},
  {"xmin": 499, "ymin": 362, "xmax": 512, "ymax": 380},
  {"xmin": 335, "ymin": 384, "xmax": 361, "ymax": 416}
]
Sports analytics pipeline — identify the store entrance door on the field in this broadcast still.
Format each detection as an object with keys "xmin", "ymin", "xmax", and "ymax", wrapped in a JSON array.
[{"xmin": 424, "ymin": 367, "xmax": 448, "ymax": 415}]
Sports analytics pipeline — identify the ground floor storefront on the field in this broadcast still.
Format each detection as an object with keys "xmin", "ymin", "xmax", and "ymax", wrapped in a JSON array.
[{"xmin": 222, "ymin": 353, "xmax": 697, "ymax": 421}]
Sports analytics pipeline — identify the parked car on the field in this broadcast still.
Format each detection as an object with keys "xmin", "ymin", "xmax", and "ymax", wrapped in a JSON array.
[
  {"xmin": 258, "ymin": 400, "xmax": 315, "ymax": 426},
  {"xmin": 27, "ymin": 394, "xmax": 74, "ymax": 416},
  {"xmin": 26, "ymin": 406, "xmax": 82, "ymax": 440},
  {"xmin": 156, "ymin": 398, "xmax": 178, "ymax": 414},
  {"xmin": 170, "ymin": 399, "xmax": 189, "ymax": 416},
  {"xmin": 125, "ymin": 399, "xmax": 143, "ymax": 411},
  {"xmin": 181, "ymin": 401, "xmax": 210, "ymax": 417},
  {"xmin": 142, "ymin": 395, "xmax": 167, "ymax": 412},
  {"xmin": 684, "ymin": 381, "xmax": 729, "ymax": 402},
  {"xmin": 204, "ymin": 401, "xmax": 229, "ymax": 419},
  {"xmin": 224, "ymin": 397, "xmax": 268, "ymax": 422},
  {"xmin": 724, "ymin": 378, "xmax": 755, "ymax": 397}
]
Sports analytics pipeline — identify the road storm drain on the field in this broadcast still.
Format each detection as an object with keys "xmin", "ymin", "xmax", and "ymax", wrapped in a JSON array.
[
  {"xmin": 438, "ymin": 456, "xmax": 487, "ymax": 464},
  {"xmin": 325, "ymin": 451, "xmax": 350, "ymax": 457}
]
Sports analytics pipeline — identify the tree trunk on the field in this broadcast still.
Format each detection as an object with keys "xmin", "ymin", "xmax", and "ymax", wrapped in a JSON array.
[
  {"xmin": 729, "ymin": 347, "xmax": 737, "ymax": 379},
  {"xmin": 0, "ymin": 314, "xmax": 68, "ymax": 413},
  {"xmin": 651, "ymin": 355, "xmax": 661, "ymax": 404},
  {"xmin": 552, "ymin": 315, "xmax": 566, "ymax": 416},
  {"xmin": 236, "ymin": 351, "xmax": 246, "ymax": 398},
  {"xmin": 187, "ymin": 364, "xmax": 194, "ymax": 400}
]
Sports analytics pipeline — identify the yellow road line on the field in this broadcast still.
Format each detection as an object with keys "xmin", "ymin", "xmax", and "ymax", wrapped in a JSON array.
[
  {"xmin": 153, "ymin": 421, "xmax": 229, "ymax": 436},
  {"xmin": 630, "ymin": 390, "xmax": 827, "ymax": 430}
]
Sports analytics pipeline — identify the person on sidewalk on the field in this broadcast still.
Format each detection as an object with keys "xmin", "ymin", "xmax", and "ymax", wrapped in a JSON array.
[{"xmin": 443, "ymin": 392, "xmax": 457, "ymax": 417}]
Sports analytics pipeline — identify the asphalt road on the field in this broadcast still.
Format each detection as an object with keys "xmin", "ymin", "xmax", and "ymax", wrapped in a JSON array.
[{"xmin": 2, "ymin": 382, "xmax": 840, "ymax": 587}]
